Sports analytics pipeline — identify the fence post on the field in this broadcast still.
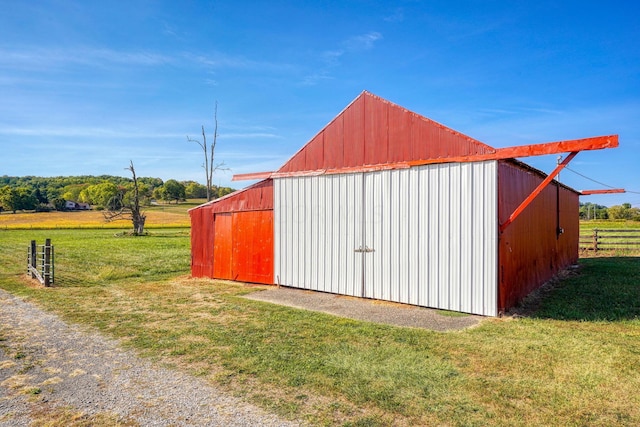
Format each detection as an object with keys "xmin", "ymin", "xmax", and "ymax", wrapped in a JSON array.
[
  {"xmin": 592, "ymin": 229, "xmax": 599, "ymax": 252},
  {"xmin": 43, "ymin": 238, "xmax": 52, "ymax": 287},
  {"xmin": 29, "ymin": 240, "xmax": 37, "ymax": 278}
]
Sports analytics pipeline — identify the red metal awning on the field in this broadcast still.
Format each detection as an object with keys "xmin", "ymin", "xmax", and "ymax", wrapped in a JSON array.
[
  {"xmin": 580, "ymin": 189, "xmax": 625, "ymax": 195},
  {"xmin": 408, "ymin": 135, "xmax": 618, "ymax": 167},
  {"xmin": 233, "ymin": 135, "xmax": 618, "ymax": 181}
]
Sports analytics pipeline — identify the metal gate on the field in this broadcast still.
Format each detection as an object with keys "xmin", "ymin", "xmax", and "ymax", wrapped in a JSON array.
[{"xmin": 274, "ymin": 162, "xmax": 498, "ymax": 316}]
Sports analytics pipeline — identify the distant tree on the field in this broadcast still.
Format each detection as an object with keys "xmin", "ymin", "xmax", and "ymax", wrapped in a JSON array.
[
  {"xmin": 187, "ymin": 102, "xmax": 227, "ymax": 202},
  {"xmin": 138, "ymin": 177, "xmax": 164, "ymax": 190},
  {"xmin": 579, "ymin": 202, "xmax": 609, "ymax": 220},
  {"xmin": 184, "ymin": 181, "xmax": 208, "ymax": 199},
  {"xmin": 61, "ymin": 184, "xmax": 88, "ymax": 202},
  {"xmin": 101, "ymin": 183, "xmax": 122, "ymax": 205},
  {"xmin": 0, "ymin": 186, "xmax": 16, "ymax": 212},
  {"xmin": 32, "ymin": 187, "xmax": 48, "ymax": 204},
  {"xmin": 80, "ymin": 182, "xmax": 120, "ymax": 209},
  {"xmin": 18, "ymin": 188, "xmax": 37, "ymax": 211},
  {"xmin": 156, "ymin": 179, "xmax": 186, "ymax": 204},
  {"xmin": 216, "ymin": 186, "xmax": 235, "ymax": 198},
  {"xmin": 0, "ymin": 186, "xmax": 37, "ymax": 212},
  {"xmin": 103, "ymin": 161, "xmax": 147, "ymax": 235},
  {"xmin": 608, "ymin": 204, "xmax": 632, "ymax": 220},
  {"xmin": 52, "ymin": 197, "xmax": 67, "ymax": 212}
]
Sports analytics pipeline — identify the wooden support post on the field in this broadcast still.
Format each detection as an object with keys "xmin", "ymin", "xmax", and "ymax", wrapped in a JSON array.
[
  {"xmin": 43, "ymin": 238, "xmax": 51, "ymax": 287},
  {"xmin": 593, "ymin": 229, "xmax": 599, "ymax": 252},
  {"xmin": 29, "ymin": 240, "xmax": 37, "ymax": 279}
]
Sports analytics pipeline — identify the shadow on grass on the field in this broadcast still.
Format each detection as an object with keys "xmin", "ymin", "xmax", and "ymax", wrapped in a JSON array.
[{"xmin": 531, "ymin": 257, "xmax": 640, "ymax": 321}]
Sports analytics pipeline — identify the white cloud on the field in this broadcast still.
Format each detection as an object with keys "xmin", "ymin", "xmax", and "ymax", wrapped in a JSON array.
[
  {"xmin": 0, "ymin": 46, "xmax": 174, "ymax": 70},
  {"xmin": 384, "ymin": 8, "xmax": 404, "ymax": 23},
  {"xmin": 219, "ymin": 132, "xmax": 280, "ymax": 139},
  {"xmin": 300, "ymin": 71, "xmax": 334, "ymax": 86},
  {"xmin": 0, "ymin": 45, "xmax": 293, "ymax": 74},
  {"xmin": 343, "ymin": 32, "xmax": 383, "ymax": 51},
  {"xmin": 302, "ymin": 32, "xmax": 383, "ymax": 85},
  {"xmin": 0, "ymin": 126, "xmax": 184, "ymax": 139}
]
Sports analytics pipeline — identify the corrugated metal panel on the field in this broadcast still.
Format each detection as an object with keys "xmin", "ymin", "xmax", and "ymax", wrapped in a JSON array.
[
  {"xmin": 343, "ymin": 95, "xmax": 365, "ymax": 167},
  {"xmin": 274, "ymin": 173, "xmax": 363, "ymax": 294},
  {"xmin": 364, "ymin": 94, "xmax": 388, "ymax": 165},
  {"xmin": 276, "ymin": 91, "xmax": 494, "ymax": 174},
  {"xmin": 305, "ymin": 133, "xmax": 324, "ymax": 171},
  {"xmin": 232, "ymin": 211, "xmax": 274, "ymax": 283},
  {"xmin": 498, "ymin": 160, "xmax": 579, "ymax": 312},
  {"xmin": 189, "ymin": 206, "xmax": 215, "ymax": 278},
  {"xmin": 323, "ymin": 115, "xmax": 344, "ymax": 169},
  {"xmin": 388, "ymin": 104, "xmax": 412, "ymax": 162},
  {"xmin": 213, "ymin": 213, "xmax": 233, "ymax": 279},
  {"xmin": 274, "ymin": 161, "xmax": 498, "ymax": 316},
  {"xmin": 207, "ymin": 210, "xmax": 274, "ymax": 283}
]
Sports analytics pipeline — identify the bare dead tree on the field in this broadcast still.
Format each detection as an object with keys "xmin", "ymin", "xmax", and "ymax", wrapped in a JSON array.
[
  {"xmin": 187, "ymin": 102, "xmax": 227, "ymax": 202},
  {"xmin": 103, "ymin": 160, "xmax": 147, "ymax": 235}
]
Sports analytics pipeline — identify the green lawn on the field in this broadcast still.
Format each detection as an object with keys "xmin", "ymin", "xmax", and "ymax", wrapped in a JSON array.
[{"xmin": 1, "ymin": 228, "xmax": 639, "ymax": 426}]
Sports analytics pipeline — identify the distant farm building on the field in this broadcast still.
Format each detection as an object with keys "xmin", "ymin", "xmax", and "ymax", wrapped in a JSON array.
[
  {"xmin": 190, "ymin": 91, "xmax": 618, "ymax": 316},
  {"xmin": 65, "ymin": 201, "xmax": 91, "ymax": 210}
]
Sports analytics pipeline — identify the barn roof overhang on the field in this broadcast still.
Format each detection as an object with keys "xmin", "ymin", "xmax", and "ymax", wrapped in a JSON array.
[{"xmin": 233, "ymin": 135, "xmax": 618, "ymax": 181}]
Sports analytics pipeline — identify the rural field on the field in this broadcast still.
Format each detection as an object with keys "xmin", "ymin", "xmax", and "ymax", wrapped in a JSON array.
[
  {"xmin": 0, "ymin": 200, "xmax": 203, "ymax": 230},
  {"xmin": 0, "ymin": 209, "xmax": 639, "ymax": 426}
]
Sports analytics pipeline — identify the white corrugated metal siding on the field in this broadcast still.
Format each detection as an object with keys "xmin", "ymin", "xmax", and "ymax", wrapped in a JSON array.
[{"xmin": 274, "ymin": 161, "xmax": 498, "ymax": 316}]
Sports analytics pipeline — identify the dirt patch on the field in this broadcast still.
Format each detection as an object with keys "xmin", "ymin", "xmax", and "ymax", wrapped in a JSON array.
[{"xmin": 243, "ymin": 287, "xmax": 484, "ymax": 332}]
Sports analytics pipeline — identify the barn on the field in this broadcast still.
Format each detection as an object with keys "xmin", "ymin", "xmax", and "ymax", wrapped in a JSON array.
[{"xmin": 190, "ymin": 91, "xmax": 617, "ymax": 316}]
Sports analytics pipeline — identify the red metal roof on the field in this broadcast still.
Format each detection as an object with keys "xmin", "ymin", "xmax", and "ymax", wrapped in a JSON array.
[{"xmin": 189, "ymin": 179, "xmax": 273, "ymax": 213}]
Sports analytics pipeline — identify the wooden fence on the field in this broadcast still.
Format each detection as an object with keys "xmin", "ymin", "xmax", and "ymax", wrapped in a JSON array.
[
  {"xmin": 580, "ymin": 229, "xmax": 640, "ymax": 252},
  {"xmin": 27, "ymin": 238, "xmax": 54, "ymax": 286}
]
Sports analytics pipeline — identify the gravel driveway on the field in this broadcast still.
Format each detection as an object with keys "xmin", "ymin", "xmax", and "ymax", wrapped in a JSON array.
[{"xmin": 0, "ymin": 289, "xmax": 301, "ymax": 427}]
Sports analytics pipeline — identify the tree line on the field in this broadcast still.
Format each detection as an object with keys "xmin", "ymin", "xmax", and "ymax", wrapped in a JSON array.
[
  {"xmin": 0, "ymin": 175, "xmax": 235, "ymax": 213},
  {"xmin": 579, "ymin": 202, "xmax": 640, "ymax": 221}
]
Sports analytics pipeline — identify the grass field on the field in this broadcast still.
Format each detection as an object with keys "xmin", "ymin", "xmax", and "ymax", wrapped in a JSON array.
[
  {"xmin": 1, "ymin": 224, "xmax": 639, "ymax": 426},
  {"xmin": 580, "ymin": 219, "xmax": 640, "ymax": 230},
  {"xmin": 0, "ymin": 200, "xmax": 204, "ymax": 229}
]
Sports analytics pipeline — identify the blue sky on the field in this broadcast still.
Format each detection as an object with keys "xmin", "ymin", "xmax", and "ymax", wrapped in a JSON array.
[{"xmin": 1, "ymin": 0, "xmax": 638, "ymax": 206}]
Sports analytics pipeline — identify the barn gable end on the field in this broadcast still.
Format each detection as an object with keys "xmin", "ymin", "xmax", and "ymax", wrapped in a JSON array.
[{"xmin": 278, "ymin": 91, "xmax": 494, "ymax": 173}]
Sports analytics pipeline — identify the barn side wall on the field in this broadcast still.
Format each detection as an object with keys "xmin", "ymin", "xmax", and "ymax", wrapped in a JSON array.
[
  {"xmin": 498, "ymin": 161, "xmax": 579, "ymax": 312},
  {"xmin": 189, "ymin": 179, "xmax": 274, "ymax": 283}
]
